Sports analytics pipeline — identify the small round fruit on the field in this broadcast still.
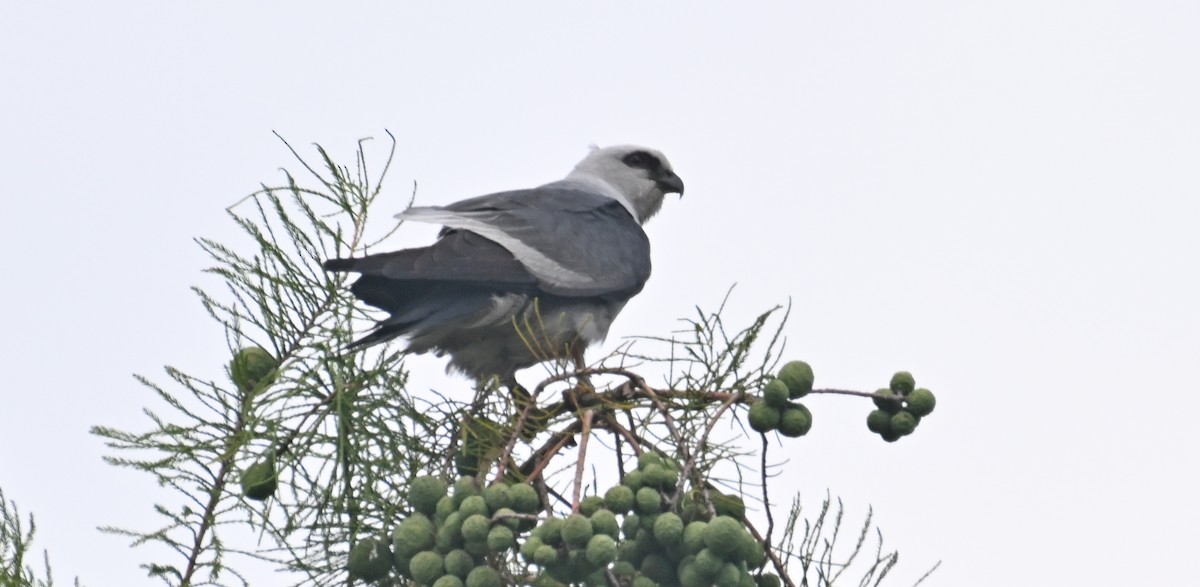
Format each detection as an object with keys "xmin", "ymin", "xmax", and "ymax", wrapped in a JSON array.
[
  {"xmin": 759, "ymin": 573, "xmax": 783, "ymax": 587},
  {"xmin": 889, "ymin": 371, "xmax": 916, "ymax": 396},
  {"xmin": 483, "ymin": 484, "xmax": 512, "ymax": 512},
  {"xmin": 240, "ymin": 459, "xmax": 277, "ymax": 501},
  {"xmin": 347, "ymin": 537, "xmax": 392, "ymax": 581},
  {"xmin": 635, "ymin": 487, "xmax": 662, "ymax": 515},
  {"xmin": 534, "ymin": 544, "xmax": 559, "ymax": 565},
  {"xmin": 589, "ymin": 509, "xmax": 620, "ymax": 538},
  {"xmin": 579, "ymin": 495, "xmax": 605, "ymax": 517},
  {"xmin": 433, "ymin": 576, "xmax": 465, "ymax": 587},
  {"xmin": 762, "ymin": 378, "xmax": 790, "ymax": 408},
  {"xmin": 891, "ymin": 411, "xmax": 919, "ymax": 436},
  {"xmin": 408, "ymin": 550, "xmax": 445, "ymax": 585},
  {"xmin": 653, "ymin": 512, "xmax": 685, "ymax": 546},
  {"xmin": 444, "ymin": 549, "xmax": 474, "ymax": 578},
  {"xmin": 637, "ymin": 452, "xmax": 664, "ymax": 471},
  {"xmin": 585, "ymin": 534, "xmax": 617, "ymax": 566},
  {"xmin": 465, "ymin": 565, "xmax": 502, "ymax": 587},
  {"xmin": 458, "ymin": 495, "xmax": 489, "ymax": 518},
  {"xmin": 747, "ymin": 401, "xmax": 781, "ymax": 433},
  {"xmin": 230, "ymin": 346, "xmax": 278, "ymax": 394},
  {"xmin": 777, "ymin": 361, "xmax": 815, "ymax": 398},
  {"xmin": 778, "ymin": 403, "xmax": 812, "ymax": 438},
  {"xmin": 509, "ymin": 483, "xmax": 540, "ymax": 514},
  {"xmin": 460, "ymin": 514, "xmax": 490, "ymax": 543},
  {"xmin": 872, "ymin": 388, "xmax": 903, "ymax": 414},
  {"xmin": 410, "ymin": 475, "xmax": 448, "ymax": 516},
  {"xmin": 392, "ymin": 514, "xmax": 436, "ymax": 558},
  {"xmin": 866, "ymin": 410, "xmax": 892, "ymax": 434},
  {"xmin": 604, "ymin": 485, "xmax": 635, "ymax": 514},
  {"xmin": 486, "ymin": 525, "xmax": 515, "ymax": 552},
  {"xmin": 702, "ymin": 516, "xmax": 744, "ymax": 557},
  {"xmin": 452, "ymin": 476, "xmax": 481, "ymax": 507},
  {"xmin": 906, "ymin": 388, "xmax": 936, "ymax": 417},
  {"xmin": 682, "ymin": 521, "xmax": 708, "ymax": 554},
  {"xmin": 561, "ymin": 513, "xmax": 594, "ymax": 547}
]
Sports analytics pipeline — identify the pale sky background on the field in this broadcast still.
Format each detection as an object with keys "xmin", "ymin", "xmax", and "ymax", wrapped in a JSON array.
[{"xmin": 2, "ymin": 2, "xmax": 1198, "ymax": 586}]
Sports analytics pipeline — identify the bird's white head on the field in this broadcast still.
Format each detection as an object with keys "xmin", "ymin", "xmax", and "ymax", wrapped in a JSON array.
[{"xmin": 565, "ymin": 145, "xmax": 684, "ymax": 224}]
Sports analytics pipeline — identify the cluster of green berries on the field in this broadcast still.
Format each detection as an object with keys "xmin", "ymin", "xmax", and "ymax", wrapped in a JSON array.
[
  {"xmin": 866, "ymin": 372, "xmax": 937, "ymax": 442},
  {"xmin": 518, "ymin": 452, "xmax": 780, "ymax": 587},
  {"xmin": 747, "ymin": 360, "xmax": 814, "ymax": 437},
  {"xmin": 349, "ymin": 475, "xmax": 543, "ymax": 586}
]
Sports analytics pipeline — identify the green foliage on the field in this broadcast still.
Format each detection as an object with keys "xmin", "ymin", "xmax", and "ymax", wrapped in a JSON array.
[{"xmin": 0, "ymin": 489, "xmax": 85, "ymax": 587}]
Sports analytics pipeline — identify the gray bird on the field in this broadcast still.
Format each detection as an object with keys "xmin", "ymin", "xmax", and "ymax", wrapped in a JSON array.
[{"xmin": 323, "ymin": 145, "xmax": 684, "ymax": 388}]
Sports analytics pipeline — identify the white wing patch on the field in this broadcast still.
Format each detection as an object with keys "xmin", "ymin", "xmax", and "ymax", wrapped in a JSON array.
[{"xmin": 399, "ymin": 207, "xmax": 596, "ymax": 288}]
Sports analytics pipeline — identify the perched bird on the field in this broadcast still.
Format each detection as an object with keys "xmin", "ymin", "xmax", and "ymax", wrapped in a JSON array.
[{"xmin": 324, "ymin": 145, "xmax": 684, "ymax": 388}]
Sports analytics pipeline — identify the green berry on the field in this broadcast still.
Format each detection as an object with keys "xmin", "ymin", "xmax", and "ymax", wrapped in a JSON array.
[
  {"xmin": 703, "ymin": 516, "xmax": 744, "ymax": 557},
  {"xmin": 443, "ymin": 549, "xmax": 474, "ymax": 578},
  {"xmin": 906, "ymin": 388, "xmax": 936, "ymax": 417},
  {"xmin": 492, "ymin": 507, "xmax": 520, "ymax": 530},
  {"xmin": 393, "ymin": 514, "xmax": 437, "ymax": 558},
  {"xmin": 410, "ymin": 475, "xmax": 448, "ymax": 516},
  {"xmin": 561, "ymin": 513, "xmax": 594, "ymax": 547},
  {"xmin": 458, "ymin": 495, "xmax": 489, "ymax": 518},
  {"xmin": 777, "ymin": 360, "xmax": 814, "ymax": 398},
  {"xmin": 682, "ymin": 521, "xmax": 708, "ymax": 554},
  {"xmin": 694, "ymin": 548, "xmax": 724, "ymax": 574},
  {"xmin": 778, "ymin": 403, "xmax": 813, "ymax": 437},
  {"xmin": 716, "ymin": 562, "xmax": 742, "ymax": 587},
  {"xmin": 758, "ymin": 573, "xmax": 783, "ymax": 587},
  {"xmin": 433, "ymin": 576, "xmax": 465, "ymax": 587},
  {"xmin": 589, "ymin": 508, "xmax": 620, "ymax": 538},
  {"xmin": 408, "ymin": 550, "xmax": 445, "ymax": 585},
  {"xmin": 585, "ymin": 534, "xmax": 617, "ymax": 566},
  {"xmin": 653, "ymin": 512, "xmax": 685, "ymax": 545},
  {"xmin": 579, "ymin": 495, "xmax": 605, "ymax": 517},
  {"xmin": 534, "ymin": 544, "xmax": 559, "ymax": 565},
  {"xmin": 866, "ymin": 409, "xmax": 892, "ymax": 434},
  {"xmin": 452, "ymin": 476, "xmax": 481, "ymax": 507},
  {"xmin": 891, "ymin": 411, "xmax": 919, "ymax": 436},
  {"xmin": 873, "ymin": 388, "xmax": 903, "ymax": 414},
  {"xmin": 890, "ymin": 371, "xmax": 916, "ymax": 396},
  {"xmin": 240, "ymin": 459, "xmax": 277, "ymax": 501},
  {"xmin": 747, "ymin": 401, "xmax": 781, "ymax": 433},
  {"xmin": 486, "ymin": 525, "xmax": 514, "ymax": 552},
  {"xmin": 639, "ymin": 553, "xmax": 675, "ymax": 584},
  {"xmin": 678, "ymin": 556, "xmax": 707, "ymax": 587},
  {"xmin": 509, "ymin": 483, "xmax": 541, "ymax": 513},
  {"xmin": 465, "ymin": 565, "xmax": 502, "ymax": 587},
  {"xmin": 635, "ymin": 486, "xmax": 662, "ymax": 515},
  {"xmin": 346, "ymin": 537, "xmax": 393, "ymax": 581},
  {"xmin": 483, "ymin": 484, "xmax": 511, "ymax": 512},
  {"xmin": 230, "ymin": 346, "xmax": 278, "ymax": 394},
  {"xmin": 622, "ymin": 470, "xmax": 645, "ymax": 491},
  {"xmin": 460, "ymin": 514, "xmax": 490, "ymax": 543},
  {"xmin": 537, "ymin": 517, "xmax": 564, "ymax": 545},
  {"xmin": 632, "ymin": 577, "xmax": 657, "ymax": 587},
  {"xmin": 637, "ymin": 452, "xmax": 664, "ymax": 471},
  {"xmin": 604, "ymin": 485, "xmax": 635, "ymax": 514},
  {"xmin": 762, "ymin": 378, "xmax": 790, "ymax": 408}
]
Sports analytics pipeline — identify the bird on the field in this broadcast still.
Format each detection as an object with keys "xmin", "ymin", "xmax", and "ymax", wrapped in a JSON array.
[{"xmin": 323, "ymin": 145, "xmax": 684, "ymax": 389}]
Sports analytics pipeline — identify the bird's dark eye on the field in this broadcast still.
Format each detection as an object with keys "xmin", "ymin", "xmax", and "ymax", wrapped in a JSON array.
[{"xmin": 622, "ymin": 151, "xmax": 660, "ymax": 170}]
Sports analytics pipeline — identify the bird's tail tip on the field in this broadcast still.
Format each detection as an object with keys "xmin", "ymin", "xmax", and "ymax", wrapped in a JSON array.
[{"xmin": 323, "ymin": 257, "xmax": 357, "ymax": 272}]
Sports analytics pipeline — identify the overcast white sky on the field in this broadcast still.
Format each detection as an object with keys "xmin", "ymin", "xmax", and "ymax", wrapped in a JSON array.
[{"xmin": 2, "ymin": 2, "xmax": 1198, "ymax": 586}]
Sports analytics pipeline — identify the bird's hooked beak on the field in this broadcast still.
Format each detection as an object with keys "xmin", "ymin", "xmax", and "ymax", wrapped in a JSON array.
[{"xmin": 656, "ymin": 170, "xmax": 685, "ymax": 196}]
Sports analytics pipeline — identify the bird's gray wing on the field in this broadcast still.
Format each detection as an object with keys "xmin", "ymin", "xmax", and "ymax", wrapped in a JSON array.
[
  {"xmin": 324, "ymin": 229, "xmax": 536, "ymax": 285},
  {"xmin": 398, "ymin": 185, "xmax": 651, "ymax": 298}
]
